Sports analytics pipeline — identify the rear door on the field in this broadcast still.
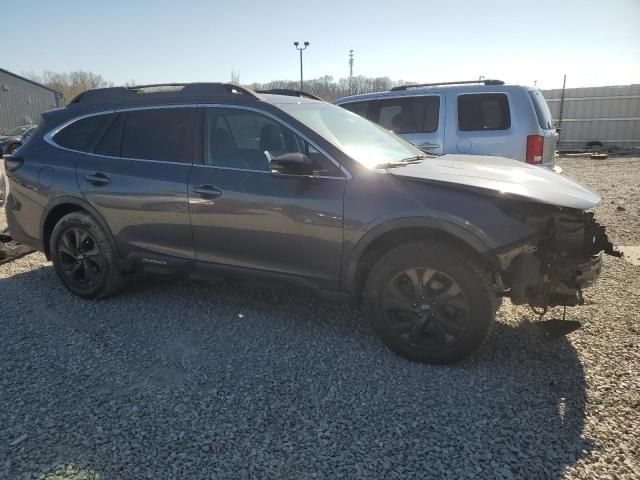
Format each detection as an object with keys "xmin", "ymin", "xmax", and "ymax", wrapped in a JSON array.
[
  {"xmin": 450, "ymin": 92, "xmax": 518, "ymax": 159},
  {"xmin": 188, "ymin": 106, "xmax": 346, "ymax": 289},
  {"xmin": 75, "ymin": 107, "xmax": 197, "ymax": 266}
]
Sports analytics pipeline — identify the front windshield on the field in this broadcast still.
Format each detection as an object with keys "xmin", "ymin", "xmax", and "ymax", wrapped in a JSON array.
[{"xmin": 277, "ymin": 102, "xmax": 425, "ymax": 168}]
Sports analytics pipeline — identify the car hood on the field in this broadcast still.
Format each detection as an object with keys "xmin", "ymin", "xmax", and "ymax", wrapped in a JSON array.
[{"xmin": 387, "ymin": 154, "xmax": 600, "ymax": 210}]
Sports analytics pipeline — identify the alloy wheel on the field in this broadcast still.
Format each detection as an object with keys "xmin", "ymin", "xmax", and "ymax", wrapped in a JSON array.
[
  {"xmin": 57, "ymin": 227, "xmax": 104, "ymax": 289},
  {"xmin": 382, "ymin": 267, "xmax": 471, "ymax": 350}
]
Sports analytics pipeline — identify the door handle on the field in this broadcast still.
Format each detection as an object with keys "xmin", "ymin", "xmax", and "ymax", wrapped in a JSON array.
[
  {"xmin": 85, "ymin": 172, "xmax": 110, "ymax": 186},
  {"xmin": 192, "ymin": 184, "xmax": 222, "ymax": 198}
]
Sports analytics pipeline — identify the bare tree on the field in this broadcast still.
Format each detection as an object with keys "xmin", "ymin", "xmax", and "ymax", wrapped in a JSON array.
[
  {"xmin": 26, "ymin": 71, "xmax": 113, "ymax": 105},
  {"xmin": 25, "ymin": 69, "xmax": 413, "ymax": 105},
  {"xmin": 249, "ymin": 75, "xmax": 411, "ymax": 102}
]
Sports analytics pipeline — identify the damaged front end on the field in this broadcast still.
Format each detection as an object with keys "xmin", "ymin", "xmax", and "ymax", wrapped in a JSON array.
[{"xmin": 496, "ymin": 208, "xmax": 621, "ymax": 310}]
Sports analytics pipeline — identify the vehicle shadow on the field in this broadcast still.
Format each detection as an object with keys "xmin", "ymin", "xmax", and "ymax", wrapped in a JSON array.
[{"xmin": 0, "ymin": 266, "xmax": 590, "ymax": 479}]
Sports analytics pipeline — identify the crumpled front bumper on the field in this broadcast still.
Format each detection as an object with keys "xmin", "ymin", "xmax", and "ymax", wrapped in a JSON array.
[
  {"xmin": 503, "ymin": 211, "xmax": 619, "ymax": 308},
  {"xmin": 575, "ymin": 252, "xmax": 604, "ymax": 288}
]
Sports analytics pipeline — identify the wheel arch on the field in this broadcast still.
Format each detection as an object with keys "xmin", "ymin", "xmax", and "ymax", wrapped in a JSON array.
[
  {"xmin": 7, "ymin": 142, "xmax": 21, "ymax": 153},
  {"xmin": 41, "ymin": 196, "xmax": 119, "ymax": 260},
  {"xmin": 345, "ymin": 216, "xmax": 497, "ymax": 299}
]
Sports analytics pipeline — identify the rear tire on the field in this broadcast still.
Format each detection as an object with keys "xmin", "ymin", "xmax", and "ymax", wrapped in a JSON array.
[
  {"xmin": 363, "ymin": 242, "xmax": 496, "ymax": 364},
  {"xmin": 50, "ymin": 211, "xmax": 124, "ymax": 299},
  {"xmin": 6, "ymin": 143, "xmax": 20, "ymax": 155}
]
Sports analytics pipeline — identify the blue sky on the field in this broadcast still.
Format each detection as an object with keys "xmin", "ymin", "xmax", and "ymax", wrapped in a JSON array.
[{"xmin": 3, "ymin": 0, "xmax": 639, "ymax": 89}]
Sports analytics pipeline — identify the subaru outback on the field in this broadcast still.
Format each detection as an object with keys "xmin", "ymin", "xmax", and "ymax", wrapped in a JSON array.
[{"xmin": 3, "ymin": 83, "xmax": 617, "ymax": 363}]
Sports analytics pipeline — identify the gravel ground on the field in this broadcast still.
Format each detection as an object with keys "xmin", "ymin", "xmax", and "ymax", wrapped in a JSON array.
[{"xmin": 0, "ymin": 157, "xmax": 638, "ymax": 479}]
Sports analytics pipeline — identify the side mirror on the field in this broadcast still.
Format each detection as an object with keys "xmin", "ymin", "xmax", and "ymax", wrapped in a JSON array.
[{"xmin": 270, "ymin": 152, "xmax": 314, "ymax": 176}]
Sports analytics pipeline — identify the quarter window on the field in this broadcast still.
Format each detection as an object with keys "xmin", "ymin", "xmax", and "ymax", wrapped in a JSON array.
[
  {"xmin": 458, "ymin": 93, "xmax": 511, "ymax": 131},
  {"xmin": 204, "ymin": 108, "xmax": 338, "ymax": 175},
  {"xmin": 53, "ymin": 113, "xmax": 113, "ymax": 152},
  {"xmin": 121, "ymin": 108, "xmax": 195, "ymax": 163},
  {"xmin": 529, "ymin": 90, "xmax": 555, "ymax": 130}
]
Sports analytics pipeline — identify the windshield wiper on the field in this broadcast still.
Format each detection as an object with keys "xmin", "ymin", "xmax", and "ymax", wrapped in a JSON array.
[
  {"xmin": 401, "ymin": 155, "xmax": 426, "ymax": 162},
  {"xmin": 375, "ymin": 155, "xmax": 426, "ymax": 169}
]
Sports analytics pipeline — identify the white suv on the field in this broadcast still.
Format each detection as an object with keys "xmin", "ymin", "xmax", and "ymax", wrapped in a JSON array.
[{"xmin": 334, "ymin": 80, "xmax": 560, "ymax": 171}]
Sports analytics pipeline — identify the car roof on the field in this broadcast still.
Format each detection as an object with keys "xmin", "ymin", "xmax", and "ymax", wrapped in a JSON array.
[
  {"xmin": 54, "ymin": 84, "xmax": 322, "ymax": 115},
  {"xmin": 334, "ymin": 83, "xmax": 534, "ymax": 104}
]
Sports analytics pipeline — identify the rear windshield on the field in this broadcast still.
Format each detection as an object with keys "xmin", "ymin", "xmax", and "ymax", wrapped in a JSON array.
[{"xmin": 529, "ymin": 90, "xmax": 555, "ymax": 130}]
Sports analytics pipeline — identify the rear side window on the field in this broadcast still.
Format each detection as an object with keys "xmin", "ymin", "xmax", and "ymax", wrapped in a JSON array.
[
  {"xmin": 53, "ymin": 114, "xmax": 113, "ymax": 152},
  {"xmin": 372, "ymin": 96, "xmax": 440, "ymax": 134},
  {"xmin": 529, "ymin": 90, "xmax": 555, "ymax": 130},
  {"xmin": 121, "ymin": 108, "xmax": 195, "ymax": 163},
  {"xmin": 458, "ymin": 93, "xmax": 510, "ymax": 131},
  {"xmin": 342, "ymin": 102, "xmax": 370, "ymax": 118}
]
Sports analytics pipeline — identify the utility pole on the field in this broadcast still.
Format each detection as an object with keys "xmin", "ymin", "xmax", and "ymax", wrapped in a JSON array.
[
  {"xmin": 293, "ymin": 41, "xmax": 309, "ymax": 92},
  {"xmin": 349, "ymin": 49, "xmax": 354, "ymax": 94},
  {"xmin": 558, "ymin": 74, "xmax": 567, "ymax": 141}
]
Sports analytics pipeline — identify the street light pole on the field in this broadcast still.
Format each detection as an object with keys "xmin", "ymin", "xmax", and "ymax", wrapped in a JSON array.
[{"xmin": 293, "ymin": 41, "xmax": 309, "ymax": 92}]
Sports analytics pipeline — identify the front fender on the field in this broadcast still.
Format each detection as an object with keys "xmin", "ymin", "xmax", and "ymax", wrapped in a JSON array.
[{"xmin": 341, "ymin": 213, "xmax": 496, "ymax": 292}]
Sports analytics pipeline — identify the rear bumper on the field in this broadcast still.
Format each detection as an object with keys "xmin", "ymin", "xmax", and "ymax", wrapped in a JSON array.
[{"xmin": 4, "ymin": 192, "xmax": 45, "ymax": 252}]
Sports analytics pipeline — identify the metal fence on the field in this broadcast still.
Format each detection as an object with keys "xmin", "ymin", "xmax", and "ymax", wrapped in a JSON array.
[
  {"xmin": 542, "ymin": 84, "xmax": 640, "ymax": 149},
  {"xmin": 0, "ymin": 68, "xmax": 61, "ymax": 133}
]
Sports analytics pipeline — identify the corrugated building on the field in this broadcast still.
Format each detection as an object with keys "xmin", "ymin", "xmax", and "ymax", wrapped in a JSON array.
[
  {"xmin": 542, "ymin": 84, "xmax": 640, "ymax": 149},
  {"xmin": 0, "ymin": 68, "xmax": 62, "ymax": 133}
]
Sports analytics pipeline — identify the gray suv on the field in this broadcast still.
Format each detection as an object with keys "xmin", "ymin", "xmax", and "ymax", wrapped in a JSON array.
[{"xmin": 4, "ymin": 83, "xmax": 617, "ymax": 363}]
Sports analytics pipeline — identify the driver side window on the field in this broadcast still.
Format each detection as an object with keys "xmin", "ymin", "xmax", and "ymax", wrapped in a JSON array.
[{"xmin": 203, "ymin": 108, "xmax": 339, "ymax": 175}]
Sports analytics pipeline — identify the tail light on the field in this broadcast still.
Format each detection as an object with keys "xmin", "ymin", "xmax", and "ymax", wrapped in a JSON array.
[
  {"xmin": 4, "ymin": 156, "xmax": 24, "ymax": 172},
  {"xmin": 526, "ymin": 135, "xmax": 543, "ymax": 165}
]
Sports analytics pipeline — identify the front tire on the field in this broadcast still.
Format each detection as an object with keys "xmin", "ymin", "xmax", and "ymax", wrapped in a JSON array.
[
  {"xmin": 364, "ymin": 242, "xmax": 496, "ymax": 364},
  {"xmin": 50, "ymin": 212, "xmax": 123, "ymax": 299}
]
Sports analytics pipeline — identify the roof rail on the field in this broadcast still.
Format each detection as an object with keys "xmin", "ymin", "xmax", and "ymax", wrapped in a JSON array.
[
  {"xmin": 256, "ymin": 89, "xmax": 324, "ymax": 101},
  {"xmin": 69, "ymin": 83, "xmax": 259, "ymax": 105},
  {"xmin": 390, "ymin": 79, "xmax": 505, "ymax": 91}
]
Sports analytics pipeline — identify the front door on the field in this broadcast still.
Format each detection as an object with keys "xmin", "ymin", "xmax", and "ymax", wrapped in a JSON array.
[
  {"xmin": 76, "ymin": 107, "xmax": 197, "ymax": 265},
  {"xmin": 188, "ymin": 106, "xmax": 346, "ymax": 289}
]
